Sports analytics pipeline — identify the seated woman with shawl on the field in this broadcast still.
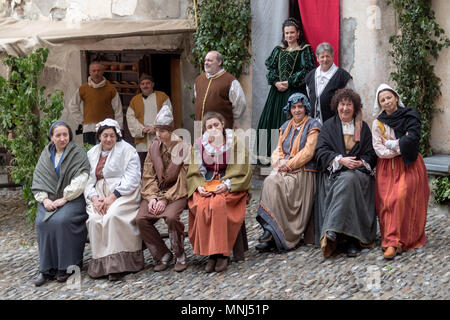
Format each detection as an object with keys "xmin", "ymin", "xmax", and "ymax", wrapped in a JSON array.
[
  {"xmin": 314, "ymin": 89, "xmax": 378, "ymax": 258},
  {"xmin": 85, "ymin": 119, "xmax": 144, "ymax": 281},
  {"xmin": 32, "ymin": 121, "xmax": 90, "ymax": 286},
  {"xmin": 255, "ymin": 93, "xmax": 321, "ymax": 253},
  {"xmin": 372, "ymin": 84, "xmax": 429, "ymax": 260},
  {"xmin": 187, "ymin": 112, "xmax": 252, "ymax": 273}
]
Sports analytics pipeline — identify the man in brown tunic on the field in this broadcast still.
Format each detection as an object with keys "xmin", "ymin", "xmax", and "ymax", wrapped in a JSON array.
[
  {"xmin": 194, "ymin": 51, "xmax": 246, "ymax": 129},
  {"xmin": 68, "ymin": 61, "xmax": 123, "ymax": 145},
  {"xmin": 136, "ymin": 105, "xmax": 190, "ymax": 272}
]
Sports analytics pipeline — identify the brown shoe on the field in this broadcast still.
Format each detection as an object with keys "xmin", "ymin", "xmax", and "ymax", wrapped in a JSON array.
[
  {"xmin": 215, "ymin": 257, "xmax": 229, "ymax": 272},
  {"xmin": 154, "ymin": 252, "xmax": 173, "ymax": 272},
  {"xmin": 205, "ymin": 257, "xmax": 217, "ymax": 273},
  {"xmin": 174, "ymin": 260, "xmax": 187, "ymax": 272},
  {"xmin": 383, "ymin": 247, "xmax": 397, "ymax": 259}
]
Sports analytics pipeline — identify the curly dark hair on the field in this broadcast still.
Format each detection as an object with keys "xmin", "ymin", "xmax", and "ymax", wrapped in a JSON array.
[{"xmin": 330, "ymin": 88, "xmax": 362, "ymax": 118}]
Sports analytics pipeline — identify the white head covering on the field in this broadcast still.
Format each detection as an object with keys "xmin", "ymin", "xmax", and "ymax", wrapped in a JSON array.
[
  {"xmin": 95, "ymin": 118, "xmax": 122, "ymax": 137},
  {"xmin": 373, "ymin": 83, "xmax": 406, "ymax": 117},
  {"xmin": 154, "ymin": 105, "xmax": 174, "ymax": 129}
]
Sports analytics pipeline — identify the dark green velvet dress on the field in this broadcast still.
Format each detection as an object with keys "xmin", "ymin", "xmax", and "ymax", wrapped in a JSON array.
[{"xmin": 256, "ymin": 45, "xmax": 316, "ymax": 162}]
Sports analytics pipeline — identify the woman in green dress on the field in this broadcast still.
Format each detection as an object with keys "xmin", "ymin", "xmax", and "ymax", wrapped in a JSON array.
[{"xmin": 257, "ymin": 18, "xmax": 316, "ymax": 162}]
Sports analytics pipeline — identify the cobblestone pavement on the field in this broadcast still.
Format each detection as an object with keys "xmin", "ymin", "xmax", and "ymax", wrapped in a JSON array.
[{"xmin": 0, "ymin": 183, "xmax": 448, "ymax": 300}]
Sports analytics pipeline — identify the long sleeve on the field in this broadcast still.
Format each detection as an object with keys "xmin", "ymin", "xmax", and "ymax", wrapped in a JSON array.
[
  {"xmin": 63, "ymin": 172, "xmax": 89, "ymax": 201},
  {"xmin": 229, "ymin": 80, "xmax": 246, "ymax": 121},
  {"xmin": 114, "ymin": 151, "xmax": 141, "ymax": 196},
  {"xmin": 111, "ymin": 92, "xmax": 123, "ymax": 129},
  {"xmin": 126, "ymin": 106, "xmax": 145, "ymax": 138},
  {"xmin": 67, "ymin": 89, "xmax": 84, "ymax": 125},
  {"xmin": 266, "ymin": 46, "xmax": 281, "ymax": 85},
  {"xmin": 371, "ymin": 119, "xmax": 401, "ymax": 159},
  {"xmin": 286, "ymin": 129, "xmax": 320, "ymax": 170},
  {"xmin": 34, "ymin": 191, "xmax": 48, "ymax": 203}
]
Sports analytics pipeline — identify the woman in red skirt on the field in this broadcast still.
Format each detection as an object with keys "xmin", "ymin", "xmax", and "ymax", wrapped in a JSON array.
[{"xmin": 371, "ymin": 83, "xmax": 430, "ymax": 259}]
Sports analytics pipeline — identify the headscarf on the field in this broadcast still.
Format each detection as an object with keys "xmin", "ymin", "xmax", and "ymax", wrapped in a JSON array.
[
  {"xmin": 373, "ymin": 83, "xmax": 406, "ymax": 117},
  {"xmin": 154, "ymin": 105, "xmax": 174, "ymax": 131},
  {"xmin": 95, "ymin": 118, "xmax": 122, "ymax": 137},
  {"xmin": 283, "ymin": 93, "xmax": 311, "ymax": 116},
  {"xmin": 48, "ymin": 120, "xmax": 68, "ymax": 139}
]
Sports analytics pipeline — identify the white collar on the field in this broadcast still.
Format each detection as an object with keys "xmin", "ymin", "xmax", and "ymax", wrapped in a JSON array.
[
  {"xmin": 206, "ymin": 68, "xmax": 225, "ymax": 79},
  {"xmin": 201, "ymin": 128, "xmax": 234, "ymax": 154},
  {"xmin": 315, "ymin": 63, "xmax": 338, "ymax": 80},
  {"xmin": 88, "ymin": 76, "xmax": 106, "ymax": 88}
]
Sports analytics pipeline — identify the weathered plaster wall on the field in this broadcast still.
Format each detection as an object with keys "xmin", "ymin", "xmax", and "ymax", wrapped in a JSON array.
[
  {"xmin": 342, "ymin": 0, "xmax": 449, "ymax": 154},
  {"xmin": 341, "ymin": 0, "xmax": 397, "ymax": 125},
  {"xmin": 430, "ymin": 0, "xmax": 450, "ymax": 154}
]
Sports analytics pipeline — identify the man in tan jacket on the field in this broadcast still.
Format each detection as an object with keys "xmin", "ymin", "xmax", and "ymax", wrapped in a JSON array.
[
  {"xmin": 136, "ymin": 105, "xmax": 190, "ymax": 273},
  {"xmin": 126, "ymin": 74, "xmax": 172, "ymax": 168}
]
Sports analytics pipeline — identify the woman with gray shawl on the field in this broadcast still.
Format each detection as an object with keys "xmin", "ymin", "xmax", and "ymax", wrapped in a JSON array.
[{"xmin": 31, "ymin": 121, "xmax": 90, "ymax": 286}]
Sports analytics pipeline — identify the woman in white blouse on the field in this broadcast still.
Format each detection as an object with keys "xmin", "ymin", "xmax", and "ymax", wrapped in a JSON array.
[
  {"xmin": 85, "ymin": 118, "xmax": 144, "ymax": 281},
  {"xmin": 32, "ymin": 121, "xmax": 90, "ymax": 286}
]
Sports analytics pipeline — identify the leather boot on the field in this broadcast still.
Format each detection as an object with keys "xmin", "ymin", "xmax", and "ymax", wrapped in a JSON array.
[
  {"xmin": 33, "ymin": 273, "xmax": 50, "ymax": 287},
  {"xmin": 258, "ymin": 229, "xmax": 273, "ymax": 243},
  {"xmin": 205, "ymin": 256, "xmax": 217, "ymax": 273},
  {"xmin": 215, "ymin": 256, "xmax": 229, "ymax": 272},
  {"xmin": 383, "ymin": 247, "xmax": 397, "ymax": 259},
  {"xmin": 255, "ymin": 240, "xmax": 275, "ymax": 252}
]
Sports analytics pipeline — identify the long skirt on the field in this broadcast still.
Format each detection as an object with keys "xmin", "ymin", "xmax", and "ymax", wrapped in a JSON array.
[
  {"xmin": 188, "ymin": 191, "xmax": 248, "ymax": 257},
  {"xmin": 35, "ymin": 196, "xmax": 88, "ymax": 276},
  {"xmin": 256, "ymin": 170, "xmax": 316, "ymax": 251},
  {"xmin": 314, "ymin": 170, "xmax": 377, "ymax": 253},
  {"xmin": 86, "ymin": 179, "xmax": 144, "ymax": 278},
  {"xmin": 375, "ymin": 155, "xmax": 429, "ymax": 251}
]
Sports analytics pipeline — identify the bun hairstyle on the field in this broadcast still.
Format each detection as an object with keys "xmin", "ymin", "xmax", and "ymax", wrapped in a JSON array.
[{"xmin": 281, "ymin": 17, "xmax": 304, "ymax": 48}]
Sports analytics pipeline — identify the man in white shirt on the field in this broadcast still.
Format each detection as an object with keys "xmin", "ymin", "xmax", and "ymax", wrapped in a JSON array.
[
  {"xmin": 194, "ymin": 51, "xmax": 246, "ymax": 129},
  {"xmin": 305, "ymin": 43, "xmax": 354, "ymax": 124}
]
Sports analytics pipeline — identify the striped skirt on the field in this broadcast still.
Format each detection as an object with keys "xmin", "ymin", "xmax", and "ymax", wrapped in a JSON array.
[{"xmin": 375, "ymin": 154, "xmax": 429, "ymax": 251}]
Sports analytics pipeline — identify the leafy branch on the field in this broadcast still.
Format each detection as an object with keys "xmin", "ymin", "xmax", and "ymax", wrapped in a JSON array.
[
  {"xmin": 0, "ymin": 48, "xmax": 64, "ymax": 222},
  {"xmin": 387, "ymin": 0, "xmax": 450, "ymax": 156}
]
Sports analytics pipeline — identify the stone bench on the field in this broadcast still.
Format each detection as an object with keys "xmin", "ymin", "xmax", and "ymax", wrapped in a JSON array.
[{"xmin": 423, "ymin": 154, "xmax": 450, "ymax": 176}]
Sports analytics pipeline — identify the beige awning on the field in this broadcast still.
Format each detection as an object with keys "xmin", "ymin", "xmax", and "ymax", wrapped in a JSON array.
[{"xmin": 0, "ymin": 18, "xmax": 195, "ymax": 56}]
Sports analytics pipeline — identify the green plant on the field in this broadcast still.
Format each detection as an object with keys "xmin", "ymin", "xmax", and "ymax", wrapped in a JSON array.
[
  {"xmin": 189, "ymin": 0, "xmax": 251, "ymax": 78},
  {"xmin": 387, "ymin": 0, "xmax": 450, "ymax": 156},
  {"xmin": 432, "ymin": 176, "xmax": 450, "ymax": 204},
  {"xmin": 0, "ymin": 48, "xmax": 64, "ymax": 222}
]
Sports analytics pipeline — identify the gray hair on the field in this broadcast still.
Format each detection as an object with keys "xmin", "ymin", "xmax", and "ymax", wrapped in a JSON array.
[
  {"xmin": 315, "ymin": 42, "xmax": 334, "ymax": 57},
  {"xmin": 216, "ymin": 52, "xmax": 223, "ymax": 66}
]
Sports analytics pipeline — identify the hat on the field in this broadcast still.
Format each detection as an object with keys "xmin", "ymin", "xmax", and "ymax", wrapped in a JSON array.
[
  {"xmin": 95, "ymin": 118, "xmax": 122, "ymax": 137},
  {"xmin": 139, "ymin": 73, "xmax": 154, "ymax": 83},
  {"xmin": 154, "ymin": 105, "xmax": 174, "ymax": 131},
  {"xmin": 283, "ymin": 93, "xmax": 311, "ymax": 116},
  {"xmin": 373, "ymin": 83, "xmax": 405, "ymax": 117}
]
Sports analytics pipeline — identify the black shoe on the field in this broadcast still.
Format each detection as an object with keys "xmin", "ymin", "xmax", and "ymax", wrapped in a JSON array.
[
  {"xmin": 33, "ymin": 273, "xmax": 50, "ymax": 287},
  {"xmin": 346, "ymin": 242, "xmax": 358, "ymax": 257},
  {"xmin": 256, "ymin": 240, "xmax": 274, "ymax": 252},
  {"xmin": 326, "ymin": 231, "xmax": 337, "ymax": 242},
  {"xmin": 108, "ymin": 273, "xmax": 124, "ymax": 281},
  {"xmin": 258, "ymin": 229, "xmax": 273, "ymax": 243}
]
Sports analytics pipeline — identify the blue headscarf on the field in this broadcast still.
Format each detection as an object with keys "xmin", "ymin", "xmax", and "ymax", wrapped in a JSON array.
[
  {"xmin": 283, "ymin": 93, "xmax": 311, "ymax": 116},
  {"xmin": 48, "ymin": 120, "xmax": 67, "ymax": 139}
]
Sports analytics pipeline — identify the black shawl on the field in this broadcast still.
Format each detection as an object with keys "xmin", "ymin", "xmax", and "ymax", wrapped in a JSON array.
[
  {"xmin": 377, "ymin": 107, "xmax": 421, "ymax": 166},
  {"xmin": 315, "ymin": 115, "xmax": 377, "ymax": 175}
]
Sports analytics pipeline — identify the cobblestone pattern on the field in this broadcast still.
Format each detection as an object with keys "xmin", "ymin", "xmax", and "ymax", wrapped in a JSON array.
[{"xmin": 0, "ymin": 186, "xmax": 448, "ymax": 300}]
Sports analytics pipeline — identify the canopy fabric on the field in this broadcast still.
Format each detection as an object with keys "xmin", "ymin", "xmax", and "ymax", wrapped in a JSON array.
[{"xmin": 0, "ymin": 18, "xmax": 195, "ymax": 56}]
